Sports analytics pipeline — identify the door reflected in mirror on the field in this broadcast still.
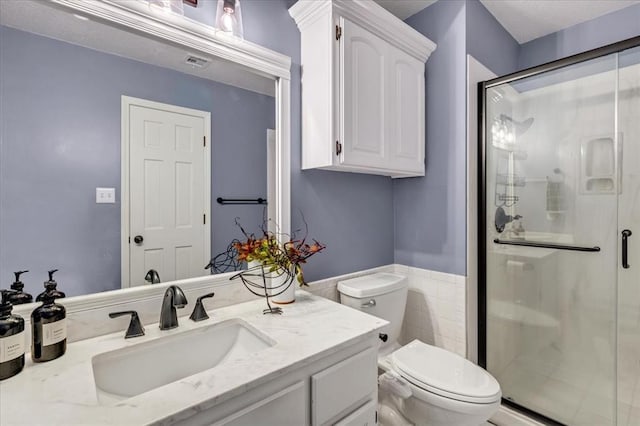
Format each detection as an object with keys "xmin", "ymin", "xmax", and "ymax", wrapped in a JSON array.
[{"xmin": 0, "ymin": 2, "xmax": 276, "ymax": 297}]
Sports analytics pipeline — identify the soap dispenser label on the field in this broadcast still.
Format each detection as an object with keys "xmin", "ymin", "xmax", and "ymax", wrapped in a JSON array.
[
  {"xmin": 0, "ymin": 331, "xmax": 25, "ymax": 362},
  {"xmin": 42, "ymin": 319, "xmax": 67, "ymax": 346}
]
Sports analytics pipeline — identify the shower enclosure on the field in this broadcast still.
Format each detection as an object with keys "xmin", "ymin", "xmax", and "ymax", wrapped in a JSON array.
[{"xmin": 479, "ymin": 37, "xmax": 640, "ymax": 425}]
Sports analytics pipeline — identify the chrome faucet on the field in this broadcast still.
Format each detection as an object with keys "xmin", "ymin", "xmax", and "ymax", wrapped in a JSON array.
[{"xmin": 159, "ymin": 285, "xmax": 188, "ymax": 330}]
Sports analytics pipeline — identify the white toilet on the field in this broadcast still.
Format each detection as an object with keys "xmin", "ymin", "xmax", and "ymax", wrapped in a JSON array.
[{"xmin": 338, "ymin": 273, "xmax": 501, "ymax": 426}]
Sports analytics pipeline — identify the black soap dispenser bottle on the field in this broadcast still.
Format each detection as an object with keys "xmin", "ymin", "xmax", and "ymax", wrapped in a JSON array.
[
  {"xmin": 7, "ymin": 270, "xmax": 33, "ymax": 305},
  {"xmin": 31, "ymin": 289, "xmax": 66, "ymax": 362},
  {"xmin": 36, "ymin": 269, "xmax": 65, "ymax": 302},
  {"xmin": 0, "ymin": 290, "xmax": 26, "ymax": 380}
]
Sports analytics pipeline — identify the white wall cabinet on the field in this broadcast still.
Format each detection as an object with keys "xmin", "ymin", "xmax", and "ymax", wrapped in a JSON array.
[
  {"xmin": 290, "ymin": 0, "xmax": 436, "ymax": 178},
  {"xmin": 179, "ymin": 338, "xmax": 379, "ymax": 426}
]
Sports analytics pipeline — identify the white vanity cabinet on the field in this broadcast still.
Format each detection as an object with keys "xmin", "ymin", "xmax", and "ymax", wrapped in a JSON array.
[
  {"xmin": 311, "ymin": 347, "xmax": 377, "ymax": 425},
  {"xmin": 290, "ymin": 0, "xmax": 436, "ymax": 178},
  {"xmin": 181, "ymin": 341, "xmax": 379, "ymax": 426},
  {"xmin": 212, "ymin": 381, "xmax": 307, "ymax": 426}
]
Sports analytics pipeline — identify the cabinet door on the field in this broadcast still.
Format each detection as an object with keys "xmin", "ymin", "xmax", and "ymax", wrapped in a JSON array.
[
  {"xmin": 387, "ymin": 49, "xmax": 425, "ymax": 175},
  {"xmin": 340, "ymin": 17, "xmax": 388, "ymax": 169},
  {"xmin": 311, "ymin": 347, "xmax": 377, "ymax": 425}
]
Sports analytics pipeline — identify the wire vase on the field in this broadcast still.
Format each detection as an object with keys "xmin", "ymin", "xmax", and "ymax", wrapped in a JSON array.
[{"xmin": 230, "ymin": 262, "xmax": 295, "ymax": 314}]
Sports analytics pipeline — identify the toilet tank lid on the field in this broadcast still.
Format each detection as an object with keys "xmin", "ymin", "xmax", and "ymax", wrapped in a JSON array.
[{"xmin": 337, "ymin": 273, "xmax": 407, "ymax": 298}]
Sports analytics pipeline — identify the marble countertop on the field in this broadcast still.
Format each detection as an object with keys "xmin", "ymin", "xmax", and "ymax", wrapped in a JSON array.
[{"xmin": 0, "ymin": 291, "xmax": 387, "ymax": 425}]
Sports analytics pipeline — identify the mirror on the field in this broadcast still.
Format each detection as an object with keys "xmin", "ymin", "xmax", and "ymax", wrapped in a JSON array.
[{"xmin": 0, "ymin": 1, "xmax": 280, "ymax": 298}]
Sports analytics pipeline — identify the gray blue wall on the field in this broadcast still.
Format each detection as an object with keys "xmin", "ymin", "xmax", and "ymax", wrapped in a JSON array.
[
  {"xmin": 394, "ymin": 0, "xmax": 638, "ymax": 276},
  {"xmin": 465, "ymin": 0, "xmax": 519, "ymax": 77},
  {"xmin": 393, "ymin": 0, "xmax": 519, "ymax": 276},
  {"xmin": 209, "ymin": 0, "xmax": 638, "ymax": 280},
  {"xmin": 0, "ymin": 0, "xmax": 395, "ymax": 296},
  {"xmin": 393, "ymin": 0, "xmax": 468, "ymax": 275},
  {"xmin": 3, "ymin": 0, "xmax": 634, "ymax": 296},
  {"xmin": 0, "ymin": 25, "xmax": 274, "ymax": 296},
  {"xmin": 518, "ymin": 3, "xmax": 640, "ymax": 70},
  {"xmin": 212, "ymin": 0, "xmax": 395, "ymax": 281}
]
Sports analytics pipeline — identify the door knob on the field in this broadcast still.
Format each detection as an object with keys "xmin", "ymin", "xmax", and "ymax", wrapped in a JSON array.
[{"xmin": 134, "ymin": 235, "xmax": 144, "ymax": 244}]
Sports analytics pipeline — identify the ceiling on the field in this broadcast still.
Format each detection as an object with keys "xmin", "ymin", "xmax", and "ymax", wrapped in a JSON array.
[
  {"xmin": 373, "ymin": 0, "xmax": 437, "ymax": 20},
  {"xmin": 0, "ymin": 0, "xmax": 275, "ymax": 95},
  {"xmin": 374, "ymin": 0, "xmax": 640, "ymax": 44}
]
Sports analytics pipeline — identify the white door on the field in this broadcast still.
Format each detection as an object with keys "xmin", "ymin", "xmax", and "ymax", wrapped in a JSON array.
[
  {"xmin": 123, "ymin": 97, "xmax": 210, "ymax": 287},
  {"xmin": 387, "ymin": 48, "xmax": 425, "ymax": 175},
  {"xmin": 340, "ymin": 17, "xmax": 387, "ymax": 169}
]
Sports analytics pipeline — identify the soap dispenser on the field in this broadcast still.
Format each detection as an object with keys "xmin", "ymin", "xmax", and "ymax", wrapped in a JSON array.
[
  {"xmin": 36, "ymin": 269, "xmax": 65, "ymax": 302},
  {"xmin": 0, "ymin": 290, "xmax": 26, "ymax": 380},
  {"xmin": 31, "ymin": 289, "xmax": 66, "ymax": 362},
  {"xmin": 7, "ymin": 270, "xmax": 33, "ymax": 305}
]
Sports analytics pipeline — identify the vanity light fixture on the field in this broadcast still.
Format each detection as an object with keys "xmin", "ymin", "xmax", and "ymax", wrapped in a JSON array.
[{"xmin": 216, "ymin": 0, "xmax": 243, "ymax": 39}]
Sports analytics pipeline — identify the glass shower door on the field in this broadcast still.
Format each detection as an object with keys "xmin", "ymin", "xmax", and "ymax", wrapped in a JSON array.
[
  {"xmin": 484, "ymin": 52, "xmax": 620, "ymax": 425},
  {"xmin": 617, "ymin": 45, "xmax": 640, "ymax": 426}
]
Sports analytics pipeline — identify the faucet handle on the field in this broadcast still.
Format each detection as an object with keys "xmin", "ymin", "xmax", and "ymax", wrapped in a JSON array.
[
  {"xmin": 109, "ymin": 310, "xmax": 145, "ymax": 339},
  {"xmin": 189, "ymin": 292, "xmax": 215, "ymax": 322}
]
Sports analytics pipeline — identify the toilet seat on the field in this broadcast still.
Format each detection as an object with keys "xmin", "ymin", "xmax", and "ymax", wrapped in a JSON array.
[{"xmin": 390, "ymin": 340, "xmax": 501, "ymax": 404}]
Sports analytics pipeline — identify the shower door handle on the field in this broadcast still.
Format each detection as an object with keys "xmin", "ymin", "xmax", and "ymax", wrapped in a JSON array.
[
  {"xmin": 493, "ymin": 239, "xmax": 600, "ymax": 252},
  {"xmin": 622, "ymin": 229, "xmax": 632, "ymax": 269}
]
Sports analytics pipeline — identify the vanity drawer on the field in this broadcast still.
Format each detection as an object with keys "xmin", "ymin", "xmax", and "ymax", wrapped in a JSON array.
[
  {"xmin": 212, "ymin": 381, "xmax": 306, "ymax": 426},
  {"xmin": 334, "ymin": 399, "xmax": 377, "ymax": 426},
  {"xmin": 311, "ymin": 347, "xmax": 377, "ymax": 425}
]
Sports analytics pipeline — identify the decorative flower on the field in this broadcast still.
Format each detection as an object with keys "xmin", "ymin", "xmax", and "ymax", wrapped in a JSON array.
[{"xmin": 231, "ymin": 218, "xmax": 325, "ymax": 286}]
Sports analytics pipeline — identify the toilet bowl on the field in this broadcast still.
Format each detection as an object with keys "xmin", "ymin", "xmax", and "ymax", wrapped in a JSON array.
[{"xmin": 338, "ymin": 273, "xmax": 501, "ymax": 426}]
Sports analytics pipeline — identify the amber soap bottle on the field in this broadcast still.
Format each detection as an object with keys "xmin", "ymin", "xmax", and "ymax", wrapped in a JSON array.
[
  {"xmin": 0, "ymin": 290, "xmax": 26, "ymax": 380},
  {"xmin": 31, "ymin": 290, "xmax": 66, "ymax": 363}
]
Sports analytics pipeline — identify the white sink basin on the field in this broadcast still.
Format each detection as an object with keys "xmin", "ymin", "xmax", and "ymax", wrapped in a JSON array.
[{"xmin": 92, "ymin": 319, "xmax": 274, "ymax": 402}]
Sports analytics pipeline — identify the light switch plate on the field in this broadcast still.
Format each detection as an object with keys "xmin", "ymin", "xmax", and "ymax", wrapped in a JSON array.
[{"xmin": 96, "ymin": 187, "xmax": 116, "ymax": 204}]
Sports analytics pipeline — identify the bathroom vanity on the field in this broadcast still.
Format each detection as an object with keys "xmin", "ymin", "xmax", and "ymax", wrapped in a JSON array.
[{"xmin": 0, "ymin": 292, "xmax": 386, "ymax": 425}]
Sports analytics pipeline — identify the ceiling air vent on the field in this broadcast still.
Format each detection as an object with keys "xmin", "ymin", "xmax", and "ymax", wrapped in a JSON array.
[{"xmin": 185, "ymin": 55, "xmax": 210, "ymax": 69}]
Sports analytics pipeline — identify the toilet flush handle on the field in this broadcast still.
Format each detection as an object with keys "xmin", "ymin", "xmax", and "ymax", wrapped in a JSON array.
[{"xmin": 361, "ymin": 299, "xmax": 376, "ymax": 308}]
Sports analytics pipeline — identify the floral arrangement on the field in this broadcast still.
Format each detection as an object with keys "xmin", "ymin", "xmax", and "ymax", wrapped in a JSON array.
[
  {"xmin": 232, "ymin": 219, "xmax": 325, "ymax": 286},
  {"xmin": 207, "ymin": 217, "xmax": 325, "ymax": 314}
]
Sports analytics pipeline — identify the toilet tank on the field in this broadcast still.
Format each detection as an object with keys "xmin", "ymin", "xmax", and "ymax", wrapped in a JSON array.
[{"xmin": 337, "ymin": 273, "xmax": 408, "ymax": 354}]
